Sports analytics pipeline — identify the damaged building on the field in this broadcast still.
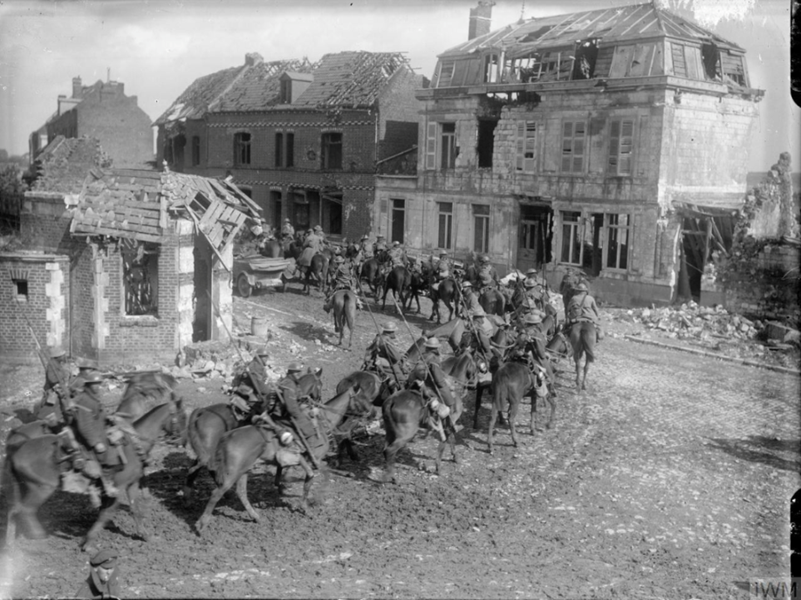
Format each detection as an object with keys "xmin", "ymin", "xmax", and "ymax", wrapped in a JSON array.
[
  {"xmin": 155, "ymin": 51, "xmax": 424, "ymax": 243},
  {"xmin": 384, "ymin": 1, "xmax": 763, "ymax": 306},
  {"xmin": 0, "ymin": 137, "xmax": 259, "ymax": 365}
]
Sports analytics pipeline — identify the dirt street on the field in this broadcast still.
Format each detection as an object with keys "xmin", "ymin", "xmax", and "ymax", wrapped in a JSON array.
[{"xmin": 0, "ymin": 284, "xmax": 798, "ymax": 599}]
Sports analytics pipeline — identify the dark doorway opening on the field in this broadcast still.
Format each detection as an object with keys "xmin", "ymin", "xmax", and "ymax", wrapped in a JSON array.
[{"xmin": 477, "ymin": 119, "xmax": 498, "ymax": 168}]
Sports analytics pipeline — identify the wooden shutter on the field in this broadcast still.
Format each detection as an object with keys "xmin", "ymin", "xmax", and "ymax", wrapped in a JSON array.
[
  {"xmin": 425, "ymin": 122, "xmax": 437, "ymax": 170},
  {"xmin": 542, "ymin": 118, "xmax": 561, "ymax": 173},
  {"xmin": 524, "ymin": 122, "xmax": 536, "ymax": 173},
  {"xmin": 671, "ymin": 43, "xmax": 687, "ymax": 77},
  {"xmin": 608, "ymin": 120, "xmax": 620, "ymax": 173},
  {"xmin": 516, "ymin": 122, "xmax": 525, "ymax": 171},
  {"xmin": 619, "ymin": 119, "xmax": 634, "ymax": 175}
]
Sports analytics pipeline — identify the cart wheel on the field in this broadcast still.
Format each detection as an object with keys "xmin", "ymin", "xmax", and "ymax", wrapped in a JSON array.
[{"xmin": 237, "ymin": 274, "xmax": 252, "ymax": 298}]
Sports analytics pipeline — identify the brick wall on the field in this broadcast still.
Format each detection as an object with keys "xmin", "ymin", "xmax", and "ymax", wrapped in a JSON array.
[
  {"xmin": 0, "ymin": 254, "xmax": 69, "ymax": 364},
  {"xmin": 20, "ymin": 194, "xmax": 74, "ymax": 253},
  {"xmin": 76, "ymin": 95, "xmax": 153, "ymax": 167},
  {"xmin": 378, "ymin": 69, "xmax": 423, "ymax": 160}
]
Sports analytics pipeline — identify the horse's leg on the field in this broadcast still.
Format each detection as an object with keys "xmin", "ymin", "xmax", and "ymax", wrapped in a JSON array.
[
  {"xmin": 382, "ymin": 428, "xmax": 410, "ymax": 483},
  {"xmin": 297, "ymin": 456, "xmax": 315, "ymax": 513},
  {"xmin": 17, "ymin": 480, "xmax": 57, "ymax": 541},
  {"xmin": 582, "ymin": 358, "xmax": 590, "ymax": 391},
  {"xmin": 235, "ymin": 472, "xmax": 260, "ymax": 522},
  {"xmin": 126, "ymin": 480, "xmax": 148, "ymax": 542},
  {"xmin": 487, "ymin": 403, "xmax": 498, "ymax": 455},
  {"xmin": 545, "ymin": 393, "xmax": 556, "ymax": 429},
  {"xmin": 83, "ymin": 495, "xmax": 122, "ymax": 551},
  {"xmin": 509, "ymin": 397, "xmax": 520, "ymax": 448},
  {"xmin": 473, "ymin": 386, "xmax": 483, "ymax": 430},
  {"xmin": 529, "ymin": 393, "xmax": 537, "ymax": 435},
  {"xmin": 196, "ymin": 477, "xmax": 235, "ymax": 534},
  {"xmin": 274, "ymin": 464, "xmax": 285, "ymax": 494},
  {"xmin": 574, "ymin": 352, "xmax": 582, "ymax": 391},
  {"xmin": 182, "ymin": 459, "xmax": 205, "ymax": 504}
]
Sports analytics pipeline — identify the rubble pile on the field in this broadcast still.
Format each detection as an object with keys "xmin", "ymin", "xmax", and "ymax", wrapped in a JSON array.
[{"xmin": 616, "ymin": 301, "xmax": 800, "ymax": 369}]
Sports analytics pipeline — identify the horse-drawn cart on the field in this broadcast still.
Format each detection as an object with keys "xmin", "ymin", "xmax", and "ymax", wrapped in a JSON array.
[{"xmin": 233, "ymin": 254, "xmax": 294, "ymax": 297}]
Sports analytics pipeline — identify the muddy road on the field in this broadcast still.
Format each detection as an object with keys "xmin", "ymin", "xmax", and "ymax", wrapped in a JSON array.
[{"xmin": 1, "ymin": 285, "xmax": 798, "ymax": 599}]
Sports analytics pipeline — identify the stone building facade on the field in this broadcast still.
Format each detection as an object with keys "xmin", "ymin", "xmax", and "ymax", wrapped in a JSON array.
[{"xmin": 383, "ymin": 2, "xmax": 763, "ymax": 306}]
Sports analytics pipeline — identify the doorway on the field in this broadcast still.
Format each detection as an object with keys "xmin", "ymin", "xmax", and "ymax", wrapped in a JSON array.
[
  {"xmin": 192, "ymin": 236, "xmax": 213, "ymax": 343},
  {"xmin": 517, "ymin": 204, "xmax": 553, "ymax": 273}
]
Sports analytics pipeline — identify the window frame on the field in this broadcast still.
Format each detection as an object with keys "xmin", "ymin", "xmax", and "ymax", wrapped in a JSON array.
[
  {"xmin": 321, "ymin": 132, "xmax": 343, "ymax": 170},
  {"xmin": 516, "ymin": 121, "xmax": 537, "ymax": 173},
  {"xmin": 440, "ymin": 122, "xmax": 457, "ymax": 170},
  {"xmin": 560, "ymin": 120, "xmax": 586, "ymax": 173},
  {"xmin": 233, "ymin": 132, "xmax": 252, "ymax": 167},
  {"xmin": 472, "ymin": 204, "xmax": 490, "ymax": 254},
  {"xmin": 559, "ymin": 211, "xmax": 583, "ymax": 266},
  {"xmin": 604, "ymin": 213, "xmax": 631, "ymax": 271},
  {"xmin": 607, "ymin": 118, "xmax": 635, "ymax": 176},
  {"xmin": 437, "ymin": 202, "xmax": 453, "ymax": 250},
  {"xmin": 191, "ymin": 136, "xmax": 201, "ymax": 167}
]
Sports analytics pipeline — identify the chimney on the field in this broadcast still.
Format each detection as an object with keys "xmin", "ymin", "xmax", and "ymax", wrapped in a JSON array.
[
  {"xmin": 468, "ymin": 1, "xmax": 494, "ymax": 40},
  {"xmin": 245, "ymin": 52, "xmax": 264, "ymax": 66},
  {"xmin": 72, "ymin": 76, "xmax": 82, "ymax": 98}
]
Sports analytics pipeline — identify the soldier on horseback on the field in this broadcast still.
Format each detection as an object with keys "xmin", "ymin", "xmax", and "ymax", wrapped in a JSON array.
[
  {"xmin": 476, "ymin": 255, "xmax": 498, "ymax": 294},
  {"xmin": 71, "ymin": 371, "xmax": 124, "ymax": 499},
  {"xmin": 228, "ymin": 382, "xmax": 262, "ymax": 423},
  {"xmin": 388, "ymin": 241, "xmax": 407, "ymax": 268},
  {"xmin": 270, "ymin": 363, "xmax": 326, "ymax": 468},
  {"xmin": 363, "ymin": 321, "xmax": 406, "ymax": 383},
  {"xmin": 565, "ymin": 282, "xmax": 603, "ymax": 343},
  {"xmin": 281, "ymin": 218, "xmax": 295, "ymax": 240},
  {"xmin": 406, "ymin": 337, "xmax": 457, "ymax": 437},
  {"xmin": 514, "ymin": 312, "xmax": 557, "ymax": 397},
  {"xmin": 324, "ymin": 255, "xmax": 362, "ymax": 311}
]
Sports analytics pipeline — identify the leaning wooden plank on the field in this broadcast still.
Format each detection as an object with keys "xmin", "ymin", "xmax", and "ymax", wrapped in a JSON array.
[{"xmin": 74, "ymin": 225, "xmax": 164, "ymax": 243}]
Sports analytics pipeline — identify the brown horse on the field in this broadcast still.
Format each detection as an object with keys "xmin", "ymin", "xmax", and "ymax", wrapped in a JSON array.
[
  {"xmin": 487, "ymin": 361, "xmax": 555, "ymax": 455},
  {"xmin": 194, "ymin": 387, "xmax": 370, "ymax": 533},
  {"xmin": 359, "ymin": 258, "xmax": 382, "ymax": 298},
  {"xmin": 182, "ymin": 369, "xmax": 322, "ymax": 502},
  {"xmin": 281, "ymin": 252, "xmax": 329, "ymax": 295},
  {"xmin": 567, "ymin": 321, "xmax": 596, "ymax": 391},
  {"xmin": 335, "ymin": 371, "xmax": 397, "ymax": 409},
  {"xmin": 380, "ymin": 382, "xmax": 463, "ymax": 483},
  {"xmin": 331, "ymin": 289, "xmax": 357, "ymax": 348},
  {"xmin": 3, "ymin": 398, "xmax": 186, "ymax": 551},
  {"xmin": 429, "ymin": 278, "xmax": 460, "ymax": 324},
  {"xmin": 115, "ymin": 371, "xmax": 179, "ymax": 420},
  {"xmin": 381, "ymin": 266, "xmax": 412, "ymax": 315}
]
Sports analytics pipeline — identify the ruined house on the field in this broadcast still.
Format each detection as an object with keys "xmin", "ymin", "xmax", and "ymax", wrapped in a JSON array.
[
  {"xmin": 29, "ymin": 76, "xmax": 154, "ymax": 168},
  {"xmin": 155, "ymin": 51, "xmax": 424, "ymax": 242},
  {"xmin": 389, "ymin": 2, "xmax": 763, "ymax": 306},
  {"xmin": 0, "ymin": 137, "xmax": 259, "ymax": 365}
]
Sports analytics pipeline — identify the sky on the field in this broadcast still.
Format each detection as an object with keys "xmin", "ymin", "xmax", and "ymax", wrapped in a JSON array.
[{"xmin": 0, "ymin": 0, "xmax": 797, "ymax": 172}]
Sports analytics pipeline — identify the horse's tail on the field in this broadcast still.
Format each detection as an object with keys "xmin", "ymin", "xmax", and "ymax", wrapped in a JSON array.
[
  {"xmin": 345, "ymin": 291, "xmax": 357, "ymax": 330},
  {"xmin": 186, "ymin": 409, "xmax": 211, "ymax": 465}
]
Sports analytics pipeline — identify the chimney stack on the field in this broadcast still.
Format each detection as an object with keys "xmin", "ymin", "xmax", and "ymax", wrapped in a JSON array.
[
  {"xmin": 468, "ymin": 1, "xmax": 494, "ymax": 40},
  {"xmin": 72, "ymin": 76, "xmax": 82, "ymax": 98},
  {"xmin": 245, "ymin": 52, "xmax": 264, "ymax": 66}
]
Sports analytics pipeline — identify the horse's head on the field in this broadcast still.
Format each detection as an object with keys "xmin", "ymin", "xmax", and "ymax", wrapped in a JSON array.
[
  {"xmin": 298, "ymin": 368, "xmax": 323, "ymax": 402},
  {"xmin": 165, "ymin": 393, "xmax": 188, "ymax": 442}
]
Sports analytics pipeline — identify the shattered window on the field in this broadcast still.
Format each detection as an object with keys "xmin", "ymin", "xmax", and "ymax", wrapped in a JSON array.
[
  {"xmin": 121, "ymin": 240, "xmax": 159, "ymax": 316},
  {"xmin": 605, "ymin": 213, "xmax": 630, "ymax": 270},
  {"xmin": 572, "ymin": 40, "xmax": 598, "ymax": 80},
  {"xmin": 608, "ymin": 118, "xmax": 635, "ymax": 175},
  {"xmin": 438, "ymin": 61, "xmax": 455, "ymax": 87},
  {"xmin": 321, "ymin": 132, "xmax": 342, "ymax": 170},
  {"xmin": 234, "ymin": 132, "xmax": 251, "ymax": 166}
]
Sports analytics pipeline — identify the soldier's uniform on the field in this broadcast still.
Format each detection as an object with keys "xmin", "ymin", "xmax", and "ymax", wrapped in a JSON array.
[
  {"xmin": 281, "ymin": 219, "xmax": 295, "ymax": 239},
  {"xmin": 565, "ymin": 282, "xmax": 602, "ymax": 342},
  {"xmin": 476, "ymin": 256, "xmax": 498, "ymax": 292},
  {"xmin": 363, "ymin": 322, "xmax": 405, "ymax": 382},
  {"xmin": 72, "ymin": 372, "xmax": 122, "ymax": 496},
  {"xmin": 435, "ymin": 252, "xmax": 452, "ymax": 281},
  {"xmin": 228, "ymin": 383, "xmax": 261, "ymax": 423},
  {"xmin": 515, "ymin": 313, "xmax": 556, "ymax": 395},
  {"xmin": 274, "ymin": 364, "xmax": 325, "ymax": 465},
  {"xmin": 37, "ymin": 346, "xmax": 72, "ymax": 427},
  {"xmin": 406, "ymin": 337, "xmax": 456, "ymax": 414},
  {"xmin": 388, "ymin": 242, "xmax": 406, "ymax": 268},
  {"xmin": 325, "ymin": 256, "xmax": 362, "ymax": 311}
]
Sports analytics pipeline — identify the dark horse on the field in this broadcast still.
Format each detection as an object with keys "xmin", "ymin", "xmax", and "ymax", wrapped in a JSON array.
[
  {"xmin": 182, "ymin": 368, "xmax": 322, "ymax": 502},
  {"xmin": 429, "ymin": 278, "xmax": 460, "ymax": 324},
  {"xmin": 331, "ymin": 289, "xmax": 357, "ymax": 348},
  {"xmin": 381, "ymin": 266, "xmax": 414, "ymax": 315},
  {"xmin": 115, "ymin": 371, "xmax": 179, "ymax": 420},
  {"xmin": 194, "ymin": 387, "xmax": 371, "ymax": 533},
  {"xmin": 380, "ymin": 383, "xmax": 463, "ymax": 483},
  {"xmin": 281, "ymin": 252, "xmax": 330, "ymax": 295},
  {"xmin": 478, "ymin": 288, "xmax": 506, "ymax": 316},
  {"xmin": 3, "ymin": 398, "xmax": 186, "ymax": 551},
  {"xmin": 359, "ymin": 258, "xmax": 382, "ymax": 298},
  {"xmin": 486, "ymin": 361, "xmax": 555, "ymax": 455},
  {"xmin": 567, "ymin": 321, "xmax": 596, "ymax": 391}
]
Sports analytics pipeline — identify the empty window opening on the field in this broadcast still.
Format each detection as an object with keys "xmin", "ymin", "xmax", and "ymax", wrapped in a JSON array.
[
  {"xmin": 275, "ymin": 132, "xmax": 294, "ymax": 168},
  {"xmin": 438, "ymin": 61, "xmax": 455, "ymax": 87},
  {"xmin": 234, "ymin": 132, "xmax": 251, "ymax": 166},
  {"xmin": 701, "ymin": 43, "xmax": 721, "ymax": 81},
  {"xmin": 391, "ymin": 198, "xmax": 405, "ymax": 244},
  {"xmin": 280, "ymin": 79, "xmax": 291, "ymax": 103},
  {"xmin": 13, "ymin": 279, "xmax": 28, "ymax": 302},
  {"xmin": 477, "ymin": 119, "xmax": 498, "ymax": 169},
  {"xmin": 321, "ymin": 132, "xmax": 342, "ymax": 170},
  {"xmin": 605, "ymin": 213, "xmax": 630, "ymax": 271},
  {"xmin": 560, "ymin": 211, "xmax": 602, "ymax": 275},
  {"xmin": 321, "ymin": 191, "xmax": 343, "ymax": 235},
  {"xmin": 572, "ymin": 39, "xmax": 599, "ymax": 80},
  {"xmin": 121, "ymin": 240, "xmax": 159, "ymax": 316}
]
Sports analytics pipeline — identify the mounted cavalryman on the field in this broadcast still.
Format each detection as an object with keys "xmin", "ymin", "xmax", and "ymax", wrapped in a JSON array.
[
  {"xmin": 363, "ymin": 321, "xmax": 406, "ymax": 383},
  {"xmin": 476, "ymin": 255, "xmax": 498, "ymax": 294},
  {"xmin": 565, "ymin": 282, "xmax": 603, "ymax": 343},
  {"xmin": 406, "ymin": 337, "xmax": 458, "ymax": 437},
  {"xmin": 514, "ymin": 312, "xmax": 556, "ymax": 397}
]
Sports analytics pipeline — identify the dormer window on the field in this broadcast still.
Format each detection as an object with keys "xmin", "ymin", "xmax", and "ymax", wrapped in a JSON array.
[
  {"xmin": 483, "ymin": 54, "xmax": 499, "ymax": 83},
  {"xmin": 280, "ymin": 79, "xmax": 291, "ymax": 104}
]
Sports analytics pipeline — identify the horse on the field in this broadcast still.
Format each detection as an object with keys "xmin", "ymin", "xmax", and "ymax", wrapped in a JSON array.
[
  {"xmin": 182, "ymin": 368, "xmax": 322, "ymax": 501},
  {"xmin": 486, "ymin": 361, "xmax": 555, "ymax": 455},
  {"xmin": 115, "ymin": 371, "xmax": 178, "ymax": 420},
  {"xmin": 429, "ymin": 278, "xmax": 460, "ymax": 324},
  {"xmin": 381, "ymin": 266, "xmax": 413, "ymax": 314},
  {"xmin": 281, "ymin": 252, "xmax": 329, "ymax": 295},
  {"xmin": 380, "ymin": 383, "xmax": 463, "ymax": 483},
  {"xmin": 4, "ymin": 398, "xmax": 186, "ymax": 551},
  {"xmin": 331, "ymin": 289, "xmax": 357, "ymax": 348},
  {"xmin": 335, "ymin": 371, "xmax": 397, "ymax": 409},
  {"xmin": 545, "ymin": 325, "xmax": 573, "ymax": 365},
  {"xmin": 260, "ymin": 239, "xmax": 283, "ymax": 258},
  {"xmin": 478, "ymin": 288, "xmax": 506, "ymax": 316},
  {"xmin": 567, "ymin": 321, "xmax": 596, "ymax": 391},
  {"xmin": 358, "ymin": 258, "xmax": 382, "ymax": 298},
  {"xmin": 194, "ymin": 387, "xmax": 371, "ymax": 532}
]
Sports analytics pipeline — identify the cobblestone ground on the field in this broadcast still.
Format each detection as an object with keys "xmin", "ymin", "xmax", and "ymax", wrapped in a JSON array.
[{"xmin": 0, "ymin": 289, "xmax": 798, "ymax": 599}]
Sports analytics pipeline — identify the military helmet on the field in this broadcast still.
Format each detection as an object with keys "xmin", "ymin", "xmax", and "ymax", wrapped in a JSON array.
[
  {"xmin": 524, "ymin": 312, "xmax": 543, "ymax": 325},
  {"xmin": 524, "ymin": 279, "xmax": 538, "ymax": 289},
  {"xmin": 81, "ymin": 370, "xmax": 104, "ymax": 384},
  {"xmin": 525, "ymin": 268, "xmax": 538, "ymax": 277},
  {"xmin": 461, "ymin": 281, "xmax": 473, "ymax": 290},
  {"xmin": 393, "ymin": 241, "xmax": 400, "ymax": 247},
  {"xmin": 76, "ymin": 357, "xmax": 98, "ymax": 370},
  {"xmin": 314, "ymin": 225, "xmax": 322, "ymax": 232},
  {"xmin": 236, "ymin": 383, "xmax": 254, "ymax": 397},
  {"xmin": 439, "ymin": 251, "xmax": 448, "ymax": 257},
  {"xmin": 284, "ymin": 218, "xmax": 291, "ymax": 223},
  {"xmin": 49, "ymin": 346, "xmax": 66, "ymax": 359},
  {"xmin": 361, "ymin": 234, "xmax": 369, "ymax": 241},
  {"xmin": 575, "ymin": 282, "xmax": 589, "ymax": 292},
  {"xmin": 424, "ymin": 337, "xmax": 441, "ymax": 350},
  {"xmin": 481, "ymin": 255, "xmax": 490, "ymax": 263},
  {"xmin": 334, "ymin": 255, "xmax": 344, "ymax": 263},
  {"xmin": 382, "ymin": 321, "xmax": 397, "ymax": 334},
  {"xmin": 286, "ymin": 362, "xmax": 303, "ymax": 373}
]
